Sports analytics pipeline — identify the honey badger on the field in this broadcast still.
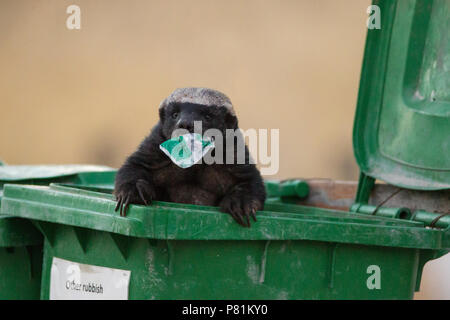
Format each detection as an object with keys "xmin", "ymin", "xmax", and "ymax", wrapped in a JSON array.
[{"xmin": 114, "ymin": 87, "xmax": 266, "ymax": 227}]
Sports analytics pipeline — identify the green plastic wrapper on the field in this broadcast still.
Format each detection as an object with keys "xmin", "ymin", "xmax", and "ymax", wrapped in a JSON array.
[{"xmin": 159, "ymin": 133, "xmax": 215, "ymax": 169}]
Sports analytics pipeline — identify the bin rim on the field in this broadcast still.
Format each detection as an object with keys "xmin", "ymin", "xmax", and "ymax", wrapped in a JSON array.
[
  {"xmin": 0, "ymin": 164, "xmax": 115, "ymax": 182},
  {"xmin": 0, "ymin": 164, "xmax": 115, "ymax": 247},
  {"xmin": 1, "ymin": 183, "xmax": 449, "ymax": 250}
]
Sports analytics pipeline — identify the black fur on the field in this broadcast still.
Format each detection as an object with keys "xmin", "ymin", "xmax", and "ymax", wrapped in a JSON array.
[{"xmin": 114, "ymin": 95, "xmax": 266, "ymax": 227}]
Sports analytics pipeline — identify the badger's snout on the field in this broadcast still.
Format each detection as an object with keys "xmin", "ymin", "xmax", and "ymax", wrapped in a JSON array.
[{"xmin": 175, "ymin": 118, "xmax": 195, "ymax": 132}]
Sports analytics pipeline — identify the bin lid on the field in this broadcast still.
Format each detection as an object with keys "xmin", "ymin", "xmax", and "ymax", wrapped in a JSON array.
[
  {"xmin": 0, "ymin": 165, "xmax": 115, "ymax": 247},
  {"xmin": 2, "ymin": 183, "xmax": 449, "ymax": 250},
  {"xmin": 0, "ymin": 165, "xmax": 114, "ymax": 181},
  {"xmin": 353, "ymin": 0, "xmax": 450, "ymax": 190}
]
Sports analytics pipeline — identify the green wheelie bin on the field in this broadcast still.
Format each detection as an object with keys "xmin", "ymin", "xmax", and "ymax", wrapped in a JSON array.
[
  {"xmin": 0, "ymin": 182, "xmax": 448, "ymax": 299},
  {"xmin": 0, "ymin": 164, "xmax": 114, "ymax": 299}
]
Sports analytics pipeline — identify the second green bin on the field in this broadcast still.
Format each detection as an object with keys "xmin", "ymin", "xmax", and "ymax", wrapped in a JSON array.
[{"xmin": 0, "ymin": 164, "xmax": 115, "ymax": 299}]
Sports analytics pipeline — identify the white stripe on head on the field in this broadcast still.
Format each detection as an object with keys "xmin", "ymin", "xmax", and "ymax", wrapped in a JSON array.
[{"xmin": 159, "ymin": 87, "xmax": 236, "ymax": 116}]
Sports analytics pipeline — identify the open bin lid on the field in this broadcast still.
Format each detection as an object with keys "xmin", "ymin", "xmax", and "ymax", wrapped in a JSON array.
[{"xmin": 353, "ymin": 0, "xmax": 450, "ymax": 190}]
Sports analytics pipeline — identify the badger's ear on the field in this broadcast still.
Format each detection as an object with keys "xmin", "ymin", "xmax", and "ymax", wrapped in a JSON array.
[
  {"xmin": 159, "ymin": 107, "xmax": 165, "ymax": 122},
  {"xmin": 226, "ymin": 112, "xmax": 238, "ymax": 129},
  {"xmin": 158, "ymin": 101, "xmax": 167, "ymax": 122}
]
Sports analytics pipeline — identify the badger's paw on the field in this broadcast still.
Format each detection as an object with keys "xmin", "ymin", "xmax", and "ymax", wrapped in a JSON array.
[
  {"xmin": 219, "ymin": 193, "xmax": 262, "ymax": 228},
  {"xmin": 114, "ymin": 179, "xmax": 156, "ymax": 217}
]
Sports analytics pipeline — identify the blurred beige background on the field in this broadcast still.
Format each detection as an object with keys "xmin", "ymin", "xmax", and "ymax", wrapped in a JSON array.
[
  {"xmin": 0, "ymin": 0, "xmax": 369, "ymax": 180},
  {"xmin": 0, "ymin": 0, "xmax": 447, "ymax": 299}
]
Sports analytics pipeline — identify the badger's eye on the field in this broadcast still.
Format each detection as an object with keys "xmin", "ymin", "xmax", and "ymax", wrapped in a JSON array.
[{"xmin": 171, "ymin": 112, "xmax": 178, "ymax": 119}]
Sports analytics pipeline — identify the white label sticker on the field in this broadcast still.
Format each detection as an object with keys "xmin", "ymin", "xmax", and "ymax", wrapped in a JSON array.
[{"xmin": 50, "ymin": 257, "xmax": 131, "ymax": 300}]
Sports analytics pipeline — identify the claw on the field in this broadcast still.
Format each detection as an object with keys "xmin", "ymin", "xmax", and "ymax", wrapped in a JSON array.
[
  {"xmin": 243, "ymin": 203, "xmax": 254, "ymax": 227},
  {"xmin": 237, "ymin": 217, "xmax": 247, "ymax": 228},
  {"xmin": 115, "ymin": 196, "xmax": 123, "ymax": 212},
  {"xmin": 243, "ymin": 209, "xmax": 250, "ymax": 227},
  {"xmin": 231, "ymin": 202, "xmax": 246, "ymax": 227},
  {"xmin": 251, "ymin": 208, "xmax": 257, "ymax": 222},
  {"xmin": 229, "ymin": 211, "xmax": 242, "ymax": 226},
  {"xmin": 120, "ymin": 195, "xmax": 128, "ymax": 217},
  {"xmin": 220, "ymin": 195, "xmax": 259, "ymax": 228},
  {"xmin": 137, "ymin": 185, "xmax": 149, "ymax": 206},
  {"xmin": 242, "ymin": 205, "xmax": 250, "ymax": 228},
  {"xmin": 123, "ymin": 196, "xmax": 130, "ymax": 217},
  {"xmin": 245, "ymin": 217, "xmax": 250, "ymax": 227},
  {"xmin": 236, "ymin": 213, "xmax": 247, "ymax": 228}
]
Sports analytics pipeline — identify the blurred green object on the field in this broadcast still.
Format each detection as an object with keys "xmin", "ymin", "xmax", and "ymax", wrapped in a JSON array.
[
  {"xmin": 0, "ymin": 165, "xmax": 115, "ymax": 299},
  {"xmin": 265, "ymin": 179, "xmax": 309, "ymax": 198}
]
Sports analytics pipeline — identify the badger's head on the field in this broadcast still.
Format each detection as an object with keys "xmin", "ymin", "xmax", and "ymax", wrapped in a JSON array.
[{"xmin": 158, "ymin": 87, "xmax": 238, "ymax": 139}]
